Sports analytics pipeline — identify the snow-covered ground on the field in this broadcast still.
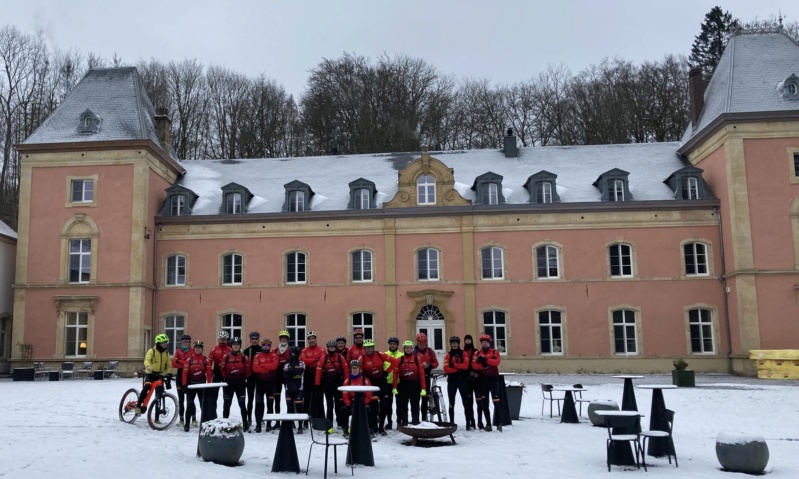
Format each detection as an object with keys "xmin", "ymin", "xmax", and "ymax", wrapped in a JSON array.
[{"xmin": 1, "ymin": 373, "xmax": 797, "ymax": 478}]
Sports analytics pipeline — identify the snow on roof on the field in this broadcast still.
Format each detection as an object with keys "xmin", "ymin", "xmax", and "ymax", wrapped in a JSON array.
[
  {"xmin": 0, "ymin": 221, "xmax": 17, "ymax": 240},
  {"xmin": 23, "ymin": 67, "xmax": 163, "ymax": 147},
  {"xmin": 178, "ymin": 142, "xmax": 687, "ymax": 215}
]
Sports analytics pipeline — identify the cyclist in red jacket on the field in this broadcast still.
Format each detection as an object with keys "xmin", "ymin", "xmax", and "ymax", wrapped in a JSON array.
[
  {"xmin": 443, "ymin": 335, "xmax": 475, "ymax": 429},
  {"xmin": 208, "ymin": 331, "xmax": 231, "ymax": 409},
  {"xmin": 172, "ymin": 334, "xmax": 192, "ymax": 427},
  {"xmin": 359, "ymin": 339, "xmax": 398, "ymax": 435},
  {"xmin": 182, "ymin": 340, "xmax": 212, "ymax": 431},
  {"xmin": 346, "ymin": 329, "xmax": 365, "ymax": 362},
  {"xmin": 340, "ymin": 360, "xmax": 373, "ymax": 437},
  {"xmin": 315, "ymin": 339, "xmax": 349, "ymax": 427},
  {"xmin": 221, "ymin": 337, "xmax": 251, "ymax": 430},
  {"xmin": 414, "ymin": 333, "xmax": 438, "ymax": 421},
  {"xmin": 471, "ymin": 334, "xmax": 502, "ymax": 432},
  {"xmin": 300, "ymin": 331, "xmax": 325, "ymax": 424},
  {"xmin": 252, "ymin": 338, "xmax": 280, "ymax": 432},
  {"xmin": 392, "ymin": 340, "xmax": 427, "ymax": 425}
]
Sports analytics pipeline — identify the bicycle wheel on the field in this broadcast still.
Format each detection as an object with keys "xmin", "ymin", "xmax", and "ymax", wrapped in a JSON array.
[
  {"xmin": 119, "ymin": 388, "xmax": 140, "ymax": 424},
  {"xmin": 147, "ymin": 393, "xmax": 178, "ymax": 431}
]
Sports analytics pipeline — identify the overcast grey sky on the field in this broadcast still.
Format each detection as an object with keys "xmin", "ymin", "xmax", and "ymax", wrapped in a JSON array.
[{"xmin": 3, "ymin": 0, "xmax": 798, "ymax": 97}]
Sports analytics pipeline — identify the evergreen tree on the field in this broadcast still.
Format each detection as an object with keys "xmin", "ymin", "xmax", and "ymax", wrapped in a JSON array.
[{"xmin": 690, "ymin": 6, "xmax": 740, "ymax": 77}]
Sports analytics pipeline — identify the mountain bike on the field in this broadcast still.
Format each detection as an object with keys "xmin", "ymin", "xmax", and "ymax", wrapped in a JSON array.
[
  {"xmin": 119, "ymin": 373, "xmax": 179, "ymax": 431},
  {"xmin": 427, "ymin": 373, "xmax": 448, "ymax": 423}
]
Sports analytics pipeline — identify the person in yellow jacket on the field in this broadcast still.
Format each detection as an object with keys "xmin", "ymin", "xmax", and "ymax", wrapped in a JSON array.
[
  {"xmin": 382, "ymin": 337, "xmax": 403, "ymax": 430},
  {"xmin": 135, "ymin": 334, "xmax": 172, "ymax": 414}
]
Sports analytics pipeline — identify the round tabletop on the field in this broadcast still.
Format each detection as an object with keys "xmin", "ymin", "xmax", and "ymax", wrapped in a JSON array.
[
  {"xmin": 594, "ymin": 410, "xmax": 642, "ymax": 416},
  {"xmin": 339, "ymin": 385, "xmax": 380, "ymax": 392},
  {"xmin": 612, "ymin": 375, "xmax": 644, "ymax": 379},
  {"xmin": 187, "ymin": 382, "xmax": 228, "ymax": 389},
  {"xmin": 636, "ymin": 384, "xmax": 678, "ymax": 389}
]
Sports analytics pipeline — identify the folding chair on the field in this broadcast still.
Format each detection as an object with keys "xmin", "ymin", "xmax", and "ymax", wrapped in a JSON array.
[
  {"xmin": 77, "ymin": 361, "xmax": 93, "ymax": 379},
  {"xmin": 61, "ymin": 362, "xmax": 75, "ymax": 380},
  {"xmin": 540, "ymin": 384, "xmax": 564, "ymax": 418},
  {"xmin": 604, "ymin": 414, "xmax": 645, "ymax": 472},
  {"xmin": 573, "ymin": 383, "xmax": 591, "ymax": 416},
  {"xmin": 306, "ymin": 417, "xmax": 352, "ymax": 478},
  {"xmin": 640, "ymin": 409, "xmax": 678, "ymax": 467},
  {"xmin": 103, "ymin": 361, "xmax": 120, "ymax": 379}
]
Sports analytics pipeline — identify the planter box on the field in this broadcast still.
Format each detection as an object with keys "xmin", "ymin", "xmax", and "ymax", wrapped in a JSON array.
[
  {"xmin": 672, "ymin": 369, "xmax": 695, "ymax": 387},
  {"xmin": 13, "ymin": 368, "xmax": 35, "ymax": 382}
]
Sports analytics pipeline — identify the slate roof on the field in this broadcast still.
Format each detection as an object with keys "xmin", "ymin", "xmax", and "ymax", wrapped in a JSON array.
[
  {"xmin": 177, "ymin": 142, "xmax": 693, "ymax": 216},
  {"xmin": 682, "ymin": 32, "xmax": 799, "ymax": 144},
  {"xmin": 23, "ymin": 67, "xmax": 163, "ymax": 147}
]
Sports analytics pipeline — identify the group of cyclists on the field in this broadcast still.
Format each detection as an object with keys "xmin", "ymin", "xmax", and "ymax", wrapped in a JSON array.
[{"xmin": 138, "ymin": 328, "xmax": 505, "ymax": 436}]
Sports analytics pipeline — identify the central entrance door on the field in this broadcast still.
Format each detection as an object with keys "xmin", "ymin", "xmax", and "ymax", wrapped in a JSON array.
[{"xmin": 415, "ymin": 305, "xmax": 446, "ymax": 356}]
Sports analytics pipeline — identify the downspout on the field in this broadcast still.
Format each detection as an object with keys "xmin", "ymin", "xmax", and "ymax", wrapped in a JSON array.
[{"xmin": 715, "ymin": 207, "xmax": 733, "ymax": 374}]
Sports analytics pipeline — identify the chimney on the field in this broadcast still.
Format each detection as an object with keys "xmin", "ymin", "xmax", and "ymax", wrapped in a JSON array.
[
  {"xmin": 154, "ymin": 107, "xmax": 172, "ymax": 154},
  {"xmin": 689, "ymin": 67, "xmax": 707, "ymax": 129},
  {"xmin": 503, "ymin": 128, "xmax": 517, "ymax": 158}
]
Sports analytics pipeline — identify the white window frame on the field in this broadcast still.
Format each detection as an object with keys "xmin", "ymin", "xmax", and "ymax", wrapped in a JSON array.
[
  {"xmin": 351, "ymin": 312, "xmax": 374, "ymax": 341},
  {"xmin": 688, "ymin": 308, "xmax": 715, "ymax": 354},
  {"xmin": 536, "ymin": 245, "xmax": 560, "ymax": 279},
  {"xmin": 170, "ymin": 195, "xmax": 185, "ymax": 215},
  {"xmin": 612, "ymin": 309, "xmax": 637, "ymax": 355},
  {"xmin": 417, "ymin": 248, "xmax": 440, "ymax": 281},
  {"xmin": 163, "ymin": 315, "xmax": 185, "ymax": 355},
  {"xmin": 609, "ymin": 243, "xmax": 633, "ymax": 278},
  {"xmin": 222, "ymin": 253, "xmax": 243, "ymax": 285},
  {"xmin": 289, "ymin": 191, "xmax": 306, "ymax": 212},
  {"xmin": 482, "ymin": 310, "xmax": 507, "ymax": 355},
  {"xmin": 417, "ymin": 174, "xmax": 436, "ymax": 205},
  {"xmin": 355, "ymin": 188, "xmax": 370, "ymax": 210},
  {"xmin": 538, "ymin": 310, "xmax": 563, "ymax": 355},
  {"xmin": 285, "ymin": 313, "xmax": 307, "ymax": 348},
  {"xmin": 221, "ymin": 313, "xmax": 243, "ymax": 342},
  {"xmin": 481, "ymin": 246, "xmax": 504, "ymax": 279},
  {"xmin": 609, "ymin": 179, "xmax": 625, "ymax": 202},
  {"xmin": 65, "ymin": 311, "xmax": 88, "ymax": 357},
  {"xmin": 351, "ymin": 250, "xmax": 373, "ymax": 282},
  {"xmin": 226, "ymin": 192, "xmax": 243, "ymax": 214},
  {"xmin": 69, "ymin": 238, "xmax": 92, "ymax": 284},
  {"xmin": 165, "ymin": 254, "xmax": 186, "ymax": 286},
  {"xmin": 684, "ymin": 242, "xmax": 709, "ymax": 276},
  {"xmin": 71, "ymin": 179, "xmax": 94, "ymax": 203},
  {"xmin": 287, "ymin": 252, "xmax": 307, "ymax": 284}
]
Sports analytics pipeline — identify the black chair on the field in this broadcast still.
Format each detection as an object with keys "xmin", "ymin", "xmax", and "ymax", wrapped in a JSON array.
[
  {"xmin": 540, "ymin": 384, "xmax": 564, "ymax": 418},
  {"xmin": 61, "ymin": 362, "xmax": 75, "ymax": 380},
  {"xmin": 305, "ymin": 417, "xmax": 351, "ymax": 478},
  {"xmin": 572, "ymin": 383, "xmax": 591, "ymax": 416},
  {"xmin": 640, "ymin": 409, "xmax": 678, "ymax": 467},
  {"xmin": 604, "ymin": 414, "xmax": 646, "ymax": 472}
]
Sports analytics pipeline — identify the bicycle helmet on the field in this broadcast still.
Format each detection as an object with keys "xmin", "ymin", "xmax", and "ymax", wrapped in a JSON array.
[
  {"xmin": 180, "ymin": 334, "xmax": 192, "ymax": 342},
  {"xmin": 249, "ymin": 331, "xmax": 261, "ymax": 340},
  {"xmin": 388, "ymin": 337, "xmax": 399, "ymax": 344},
  {"xmin": 416, "ymin": 332, "xmax": 427, "ymax": 343},
  {"xmin": 479, "ymin": 334, "xmax": 492, "ymax": 342},
  {"xmin": 402, "ymin": 340, "xmax": 414, "ymax": 347},
  {"xmin": 306, "ymin": 331, "xmax": 317, "ymax": 338},
  {"xmin": 193, "ymin": 340, "xmax": 204, "ymax": 348},
  {"xmin": 231, "ymin": 337, "xmax": 242, "ymax": 345},
  {"xmin": 217, "ymin": 331, "xmax": 229, "ymax": 340},
  {"xmin": 449, "ymin": 335, "xmax": 460, "ymax": 343},
  {"xmin": 278, "ymin": 330, "xmax": 290, "ymax": 338},
  {"xmin": 326, "ymin": 339, "xmax": 337, "ymax": 348},
  {"xmin": 154, "ymin": 334, "xmax": 169, "ymax": 345},
  {"xmin": 353, "ymin": 328, "xmax": 364, "ymax": 337},
  {"xmin": 363, "ymin": 339, "xmax": 375, "ymax": 347}
]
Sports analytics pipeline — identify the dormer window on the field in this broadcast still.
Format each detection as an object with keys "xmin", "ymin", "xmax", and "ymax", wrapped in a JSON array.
[
  {"xmin": 159, "ymin": 185, "xmax": 198, "ymax": 216},
  {"xmin": 781, "ymin": 74, "xmax": 799, "ymax": 100},
  {"xmin": 664, "ymin": 165, "xmax": 711, "ymax": 200},
  {"xmin": 524, "ymin": 171, "xmax": 560, "ymax": 204},
  {"xmin": 78, "ymin": 109, "xmax": 100, "ymax": 134},
  {"xmin": 348, "ymin": 178, "xmax": 377, "ymax": 210},
  {"xmin": 417, "ymin": 175, "xmax": 436, "ymax": 205},
  {"xmin": 594, "ymin": 169, "xmax": 633, "ymax": 202},
  {"xmin": 220, "ymin": 182, "xmax": 253, "ymax": 214},
  {"xmin": 282, "ymin": 180, "xmax": 314, "ymax": 212},
  {"xmin": 472, "ymin": 172, "xmax": 505, "ymax": 206}
]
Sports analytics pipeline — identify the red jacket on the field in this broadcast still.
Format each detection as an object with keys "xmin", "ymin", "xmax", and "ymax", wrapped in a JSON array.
[
  {"xmin": 221, "ymin": 351, "xmax": 250, "ymax": 381},
  {"xmin": 182, "ymin": 353, "xmax": 212, "ymax": 384},
  {"xmin": 359, "ymin": 351, "xmax": 397, "ymax": 381},
  {"xmin": 414, "ymin": 346, "xmax": 439, "ymax": 373},
  {"xmin": 346, "ymin": 344, "xmax": 364, "ymax": 362},
  {"xmin": 172, "ymin": 347, "xmax": 191, "ymax": 370},
  {"xmin": 252, "ymin": 350, "xmax": 280, "ymax": 381},
  {"xmin": 443, "ymin": 349, "xmax": 469, "ymax": 375},
  {"xmin": 471, "ymin": 347, "xmax": 501, "ymax": 380},
  {"xmin": 300, "ymin": 345, "xmax": 325, "ymax": 373},
  {"xmin": 209, "ymin": 344, "xmax": 232, "ymax": 373},
  {"xmin": 315, "ymin": 351, "xmax": 349, "ymax": 386},
  {"xmin": 342, "ymin": 375, "xmax": 373, "ymax": 406},
  {"xmin": 392, "ymin": 352, "xmax": 427, "ymax": 389}
]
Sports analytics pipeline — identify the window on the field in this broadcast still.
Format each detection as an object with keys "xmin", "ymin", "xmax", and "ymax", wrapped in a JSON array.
[
  {"xmin": 65, "ymin": 312, "xmax": 88, "ymax": 356},
  {"xmin": 537, "ymin": 182, "xmax": 553, "ymax": 204},
  {"xmin": 609, "ymin": 179, "xmax": 625, "ymax": 202},
  {"xmin": 684, "ymin": 243, "xmax": 709, "ymax": 276},
  {"xmin": 163, "ymin": 315, "xmax": 185, "ymax": 355},
  {"xmin": 287, "ymin": 252, "xmax": 306, "ymax": 283},
  {"xmin": 166, "ymin": 254, "xmax": 186, "ymax": 286},
  {"xmin": 226, "ymin": 193, "xmax": 243, "ymax": 214},
  {"xmin": 609, "ymin": 244, "xmax": 633, "ymax": 277},
  {"xmin": 286, "ymin": 313, "xmax": 306, "ymax": 348},
  {"xmin": 71, "ymin": 179, "xmax": 94, "ymax": 203},
  {"xmin": 417, "ymin": 175, "xmax": 436, "ymax": 205},
  {"xmin": 417, "ymin": 248, "xmax": 439, "ymax": 281},
  {"xmin": 481, "ymin": 246, "xmax": 504, "ymax": 279},
  {"xmin": 536, "ymin": 245, "xmax": 560, "ymax": 279},
  {"xmin": 351, "ymin": 250, "xmax": 373, "ymax": 282},
  {"xmin": 170, "ymin": 195, "xmax": 185, "ymax": 216},
  {"xmin": 222, "ymin": 253, "xmax": 243, "ymax": 285},
  {"xmin": 482, "ymin": 310, "xmax": 507, "ymax": 354},
  {"xmin": 221, "ymin": 313, "xmax": 243, "ymax": 342},
  {"xmin": 539, "ymin": 310, "xmax": 563, "ymax": 355},
  {"xmin": 682, "ymin": 177, "xmax": 699, "ymax": 200},
  {"xmin": 69, "ymin": 239, "xmax": 91, "ymax": 283},
  {"xmin": 288, "ymin": 191, "xmax": 305, "ymax": 212},
  {"xmin": 688, "ymin": 308, "xmax": 714, "ymax": 353},
  {"xmin": 352, "ymin": 312, "xmax": 374, "ymax": 341},
  {"xmin": 612, "ymin": 309, "xmax": 637, "ymax": 354},
  {"xmin": 481, "ymin": 183, "xmax": 499, "ymax": 205}
]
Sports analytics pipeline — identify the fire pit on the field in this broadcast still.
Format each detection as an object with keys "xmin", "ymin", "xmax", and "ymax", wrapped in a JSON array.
[{"xmin": 398, "ymin": 421, "xmax": 457, "ymax": 446}]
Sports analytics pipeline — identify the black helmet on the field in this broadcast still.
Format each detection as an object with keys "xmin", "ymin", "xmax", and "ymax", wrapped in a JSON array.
[
  {"xmin": 249, "ymin": 331, "xmax": 260, "ymax": 340},
  {"xmin": 449, "ymin": 336, "xmax": 460, "ymax": 343},
  {"xmin": 231, "ymin": 337, "xmax": 242, "ymax": 345},
  {"xmin": 180, "ymin": 334, "xmax": 192, "ymax": 342}
]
